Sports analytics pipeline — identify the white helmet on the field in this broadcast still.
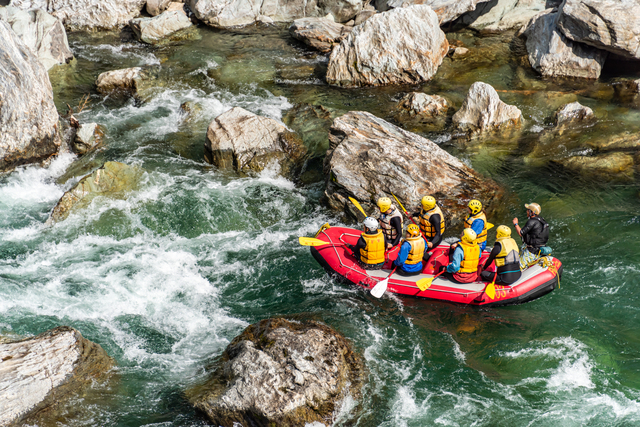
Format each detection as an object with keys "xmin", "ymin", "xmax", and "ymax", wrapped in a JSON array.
[{"xmin": 363, "ymin": 217, "xmax": 379, "ymax": 231}]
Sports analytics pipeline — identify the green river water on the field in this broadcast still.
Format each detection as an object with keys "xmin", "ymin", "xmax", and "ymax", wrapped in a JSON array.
[{"xmin": 2, "ymin": 24, "xmax": 640, "ymax": 426}]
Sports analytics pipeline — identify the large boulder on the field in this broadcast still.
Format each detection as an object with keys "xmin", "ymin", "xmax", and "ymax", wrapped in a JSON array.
[
  {"xmin": 130, "ymin": 8, "xmax": 192, "ymax": 44},
  {"xmin": 0, "ymin": 6, "xmax": 72, "ymax": 70},
  {"xmin": 8, "ymin": 0, "xmax": 147, "ymax": 31},
  {"xmin": 204, "ymin": 107, "xmax": 307, "ymax": 177},
  {"xmin": 48, "ymin": 161, "xmax": 143, "ymax": 223},
  {"xmin": 326, "ymin": 5, "xmax": 449, "ymax": 87},
  {"xmin": 519, "ymin": 8, "xmax": 608, "ymax": 79},
  {"xmin": 557, "ymin": 0, "xmax": 640, "ymax": 60},
  {"xmin": 373, "ymin": 0, "xmax": 490, "ymax": 25},
  {"xmin": 0, "ymin": 20, "xmax": 60, "ymax": 172},
  {"xmin": 0, "ymin": 326, "xmax": 113, "ymax": 426},
  {"xmin": 452, "ymin": 82, "xmax": 522, "ymax": 136},
  {"xmin": 189, "ymin": 318, "xmax": 365, "ymax": 427},
  {"xmin": 324, "ymin": 111, "xmax": 505, "ymax": 226},
  {"xmin": 187, "ymin": 0, "xmax": 363, "ymax": 28},
  {"xmin": 461, "ymin": 0, "xmax": 558, "ymax": 31},
  {"xmin": 289, "ymin": 16, "xmax": 351, "ymax": 53}
]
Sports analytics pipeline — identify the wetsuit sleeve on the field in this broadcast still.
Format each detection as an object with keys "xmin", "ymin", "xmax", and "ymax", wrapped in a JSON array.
[
  {"xmin": 394, "ymin": 242, "xmax": 410, "ymax": 267},
  {"xmin": 390, "ymin": 216, "xmax": 402, "ymax": 246},
  {"xmin": 471, "ymin": 218, "xmax": 484, "ymax": 237},
  {"xmin": 352, "ymin": 236, "xmax": 366, "ymax": 253},
  {"xmin": 429, "ymin": 214, "xmax": 442, "ymax": 247},
  {"xmin": 446, "ymin": 246, "xmax": 464, "ymax": 273},
  {"xmin": 482, "ymin": 243, "xmax": 501, "ymax": 270}
]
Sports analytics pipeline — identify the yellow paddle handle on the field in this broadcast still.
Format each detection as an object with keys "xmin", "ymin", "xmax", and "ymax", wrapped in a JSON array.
[
  {"xmin": 391, "ymin": 193, "xmax": 407, "ymax": 214},
  {"xmin": 348, "ymin": 197, "xmax": 367, "ymax": 217}
]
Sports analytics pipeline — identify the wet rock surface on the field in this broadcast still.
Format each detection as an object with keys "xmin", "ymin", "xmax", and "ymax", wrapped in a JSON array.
[
  {"xmin": 556, "ymin": 152, "xmax": 636, "ymax": 181},
  {"xmin": 0, "ymin": 6, "xmax": 72, "ymax": 70},
  {"xmin": 130, "ymin": 8, "xmax": 193, "ymax": 44},
  {"xmin": 190, "ymin": 318, "xmax": 364, "ymax": 427},
  {"xmin": 554, "ymin": 101, "xmax": 594, "ymax": 128},
  {"xmin": 49, "ymin": 161, "xmax": 143, "ymax": 223},
  {"xmin": 397, "ymin": 92, "xmax": 449, "ymax": 118},
  {"xmin": 72, "ymin": 122, "xmax": 104, "ymax": 155},
  {"xmin": 204, "ymin": 107, "xmax": 307, "ymax": 177},
  {"xmin": 324, "ymin": 111, "xmax": 505, "ymax": 226},
  {"xmin": 0, "ymin": 20, "xmax": 60, "ymax": 172},
  {"xmin": 452, "ymin": 81, "xmax": 522, "ymax": 136},
  {"xmin": 9, "ymin": 0, "xmax": 147, "ymax": 31},
  {"xmin": 95, "ymin": 66, "xmax": 158, "ymax": 99},
  {"xmin": 326, "ymin": 5, "xmax": 448, "ymax": 87},
  {"xmin": 557, "ymin": 0, "xmax": 640, "ymax": 60},
  {"xmin": 289, "ymin": 16, "xmax": 351, "ymax": 53},
  {"xmin": 519, "ymin": 8, "xmax": 607, "ymax": 79},
  {"xmin": 0, "ymin": 326, "xmax": 114, "ymax": 427}
]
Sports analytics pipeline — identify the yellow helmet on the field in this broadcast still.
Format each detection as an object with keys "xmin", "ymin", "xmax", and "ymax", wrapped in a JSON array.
[
  {"xmin": 496, "ymin": 225, "xmax": 511, "ymax": 239},
  {"xmin": 421, "ymin": 196, "xmax": 436, "ymax": 210},
  {"xmin": 461, "ymin": 228, "xmax": 477, "ymax": 244},
  {"xmin": 377, "ymin": 197, "xmax": 392, "ymax": 212},
  {"xmin": 468, "ymin": 199, "xmax": 482, "ymax": 215},
  {"xmin": 407, "ymin": 224, "xmax": 420, "ymax": 237}
]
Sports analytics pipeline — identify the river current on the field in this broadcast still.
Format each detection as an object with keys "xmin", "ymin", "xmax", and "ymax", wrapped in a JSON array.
[{"xmin": 2, "ymin": 25, "xmax": 640, "ymax": 426}]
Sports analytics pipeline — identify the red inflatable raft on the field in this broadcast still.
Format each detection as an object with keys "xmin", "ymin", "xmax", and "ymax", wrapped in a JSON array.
[{"xmin": 309, "ymin": 226, "xmax": 562, "ymax": 307}]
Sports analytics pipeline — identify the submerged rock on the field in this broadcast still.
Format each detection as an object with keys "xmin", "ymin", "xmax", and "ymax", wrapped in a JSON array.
[
  {"xmin": 556, "ymin": 152, "xmax": 635, "ymax": 181},
  {"xmin": 554, "ymin": 101, "xmax": 595, "ymax": 128},
  {"xmin": 519, "ymin": 8, "xmax": 607, "ymax": 79},
  {"xmin": 204, "ymin": 107, "xmax": 307, "ymax": 177},
  {"xmin": 326, "ymin": 5, "xmax": 448, "ymax": 87},
  {"xmin": 188, "ymin": 0, "xmax": 363, "ymax": 28},
  {"xmin": 8, "ymin": 0, "xmax": 147, "ymax": 31},
  {"xmin": 0, "ymin": 6, "xmax": 72, "ymax": 70},
  {"xmin": 397, "ymin": 92, "xmax": 449, "ymax": 118},
  {"xmin": 130, "ymin": 8, "xmax": 192, "ymax": 44},
  {"xmin": 586, "ymin": 132, "xmax": 640, "ymax": 152},
  {"xmin": 72, "ymin": 122, "xmax": 104, "ymax": 155},
  {"xmin": 374, "ymin": 0, "xmax": 490, "ymax": 25},
  {"xmin": 324, "ymin": 111, "xmax": 505, "ymax": 226},
  {"xmin": 0, "ymin": 326, "xmax": 114, "ymax": 426},
  {"xmin": 0, "ymin": 20, "xmax": 60, "ymax": 172},
  {"xmin": 283, "ymin": 103, "xmax": 336, "ymax": 155},
  {"xmin": 189, "ymin": 318, "xmax": 364, "ymax": 427},
  {"xmin": 49, "ymin": 161, "xmax": 142, "ymax": 223},
  {"xmin": 557, "ymin": 0, "xmax": 640, "ymax": 61},
  {"xmin": 452, "ymin": 82, "xmax": 522, "ymax": 136},
  {"xmin": 95, "ymin": 66, "xmax": 157, "ymax": 99},
  {"xmin": 289, "ymin": 16, "xmax": 351, "ymax": 53}
]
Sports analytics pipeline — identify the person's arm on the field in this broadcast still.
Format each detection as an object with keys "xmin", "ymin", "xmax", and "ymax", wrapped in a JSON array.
[
  {"xmin": 482, "ymin": 243, "xmax": 501, "ymax": 270},
  {"xmin": 471, "ymin": 218, "xmax": 484, "ymax": 237},
  {"xmin": 518, "ymin": 219, "xmax": 535, "ymax": 243},
  {"xmin": 428, "ymin": 214, "xmax": 442, "ymax": 248},
  {"xmin": 446, "ymin": 246, "xmax": 464, "ymax": 273},
  {"xmin": 349, "ymin": 236, "xmax": 366, "ymax": 253},
  {"xmin": 390, "ymin": 216, "xmax": 402, "ymax": 246},
  {"xmin": 394, "ymin": 242, "xmax": 410, "ymax": 267}
]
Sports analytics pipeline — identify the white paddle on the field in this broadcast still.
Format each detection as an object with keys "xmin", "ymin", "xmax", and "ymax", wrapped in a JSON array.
[{"xmin": 370, "ymin": 267, "xmax": 397, "ymax": 298}]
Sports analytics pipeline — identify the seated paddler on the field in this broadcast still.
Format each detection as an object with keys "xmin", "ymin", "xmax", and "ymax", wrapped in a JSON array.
[
  {"xmin": 442, "ymin": 229, "xmax": 480, "ymax": 284},
  {"xmin": 347, "ymin": 217, "xmax": 388, "ymax": 270},
  {"xmin": 480, "ymin": 225, "xmax": 522, "ymax": 285},
  {"xmin": 377, "ymin": 197, "xmax": 403, "ymax": 250},
  {"xmin": 412, "ymin": 195, "xmax": 445, "ymax": 261},
  {"xmin": 393, "ymin": 224, "xmax": 425, "ymax": 276},
  {"xmin": 464, "ymin": 199, "xmax": 488, "ymax": 251}
]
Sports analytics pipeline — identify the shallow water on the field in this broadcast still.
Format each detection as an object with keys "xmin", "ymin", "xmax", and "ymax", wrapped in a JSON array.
[{"xmin": 2, "ymin": 23, "xmax": 640, "ymax": 426}]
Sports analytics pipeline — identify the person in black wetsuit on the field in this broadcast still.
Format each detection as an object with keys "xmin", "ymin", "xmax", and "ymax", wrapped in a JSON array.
[
  {"xmin": 513, "ymin": 202, "xmax": 550, "ymax": 269},
  {"xmin": 480, "ymin": 225, "xmax": 522, "ymax": 285},
  {"xmin": 411, "ymin": 195, "xmax": 445, "ymax": 262},
  {"xmin": 377, "ymin": 197, "xmax": 403, "ymax": 249}
]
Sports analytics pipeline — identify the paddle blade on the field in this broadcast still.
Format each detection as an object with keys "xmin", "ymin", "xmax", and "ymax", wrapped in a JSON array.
[
  {"xmin": 298, "ymin": 237, "xmax": 330, "ymax": 247},
  {"xmin": 370, "ymin": 278, "xmax": 388, "ymax": 298},
  {"xmin": 348, "ymin": 197, "xmax": 367, "ymax": 217},
  {"xmin": 416, "ymin": 277, "xmax": 433, "ymax": 291},
  {"xmin": 485, "ymin": 282, "xmax": 496, "ymax": 299},
  {"xmin": 486, "ymin": 222, "xmax": 495, "ymax": 230}
]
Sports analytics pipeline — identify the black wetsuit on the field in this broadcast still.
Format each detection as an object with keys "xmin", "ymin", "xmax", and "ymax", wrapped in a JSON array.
[
  {"xmin": 480, "ymin": 242, "xmax": 522, "ymax": 285},
  {"xmin": 520, "ymin": 215, "xmax": 549, "ymax": 251}
]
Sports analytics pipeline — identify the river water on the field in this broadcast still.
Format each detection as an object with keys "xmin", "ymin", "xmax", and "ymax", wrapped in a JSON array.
[{"xmin": 2, "ymin": 24, "xmax": 640, "ymax": 426}]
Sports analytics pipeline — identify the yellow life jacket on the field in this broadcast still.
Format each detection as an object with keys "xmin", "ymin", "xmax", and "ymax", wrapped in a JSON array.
[
  {"xmin": 495, "ymin": 237, "xmax": 520, "ymax": 267},
  {"xmin": 464, "ymin": 211, "xmax": 487, "ymax": 245},
  {"xmin": 379, "ymin": 206, "xmax": 403, "ymax": 242},
  {"xmin": 405, "ymin": 236, "xmax": 425, "ymax": 265},
  {"xmin": 419, "ymin": 205, "xmax": 445, "ymax": 239},
  {"xmin": 459, "ymin": 241, "xmax": 481, "ymax": 273},
  {"xmin": 360, "ymin": 230, "xmax": 385, "ymax": 265}
]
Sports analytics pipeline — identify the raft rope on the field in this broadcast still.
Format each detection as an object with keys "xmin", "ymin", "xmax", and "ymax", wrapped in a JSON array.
[{"xmin": 527, "ymin": 255, "xmax": 560, "ymax": 288}]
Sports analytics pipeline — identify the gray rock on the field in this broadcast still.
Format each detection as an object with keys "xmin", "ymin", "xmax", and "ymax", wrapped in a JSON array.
[
  {"xmin": 0, "ymin": 20, "xmax": 60, "ymax": 172},
  {"xmin": 461, "ymin": 0, "xmax": 557, "ymax": 31},
  {"xmin": 289, "ymin": 16, "xmax": 351, "ymax": 53},
  {"xmin": 324, "ymin": 111, "xmax": 505, "ymax": 226},
  {"xmin": 0, "ymin": 326, "xmax": 113, "ymax": 426},
  {"xmin": 9, "ymin": 0, "xmax": 147, "ymax": 31},
  {"xmin": 0, "ymin": 7, "xmax": 72, "ymax": 70},
  {"xmin": 374, "ymin": 0, "xmax": 490, "ymax": 24},
  {"xmin": 130, "ymin": 9, "xmax": 192, "ymax": 44},
  {"xmin": 587, "ymin": 132, "xmax": 640, "ymax": 152},
  {"xmin": 146, "ymin": 0, "xmax": 172, "ymax": 15},
  {"xmin": 326, "ymin": 5, "xmax": 449, "ymax": 87},
  {"xmin": 519, "ymin": 8, "xmax": 608, "ymax": 79},
  {"xmin": 190, "ymin": 318, "xmax": 364, "ymax": 427},
  {"xmin": 554, "ymin": 101, "xmax": 595, "ymax": 127},
  {"xmin": 95, "ymin": 67, "xmax": 157, "ymax": 99},
  {"xmin": 204, "ymin": 107, "xmax": 307, "ymax": 177},
  {"xmin": 452, "ymin": 82, "xmax": 522, "ymax": 136},
  {"xmin": 72, "ymin": 122, "xmax": 103, "ymax": 155},
  {"xmin": 48, "ymin": 161, "xmax": 143, "ymax": 223},
  {"xmin": 557, "ymin": 0, "xmax": 640, "ymax": 60},
  {"xmin": 398, "ymin": 92, "xmax": 449, "ymax": 118},
  {"xmin": 452, "ymin": 46, "xmax": 469, "ymax": 57},
  {"xmin": 353, "ymin": 8, "xmax": 375, "ymax": 25},
  {"xmin": 188, "ymin": 0, "xmax": 363, "ymax": 28}
]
